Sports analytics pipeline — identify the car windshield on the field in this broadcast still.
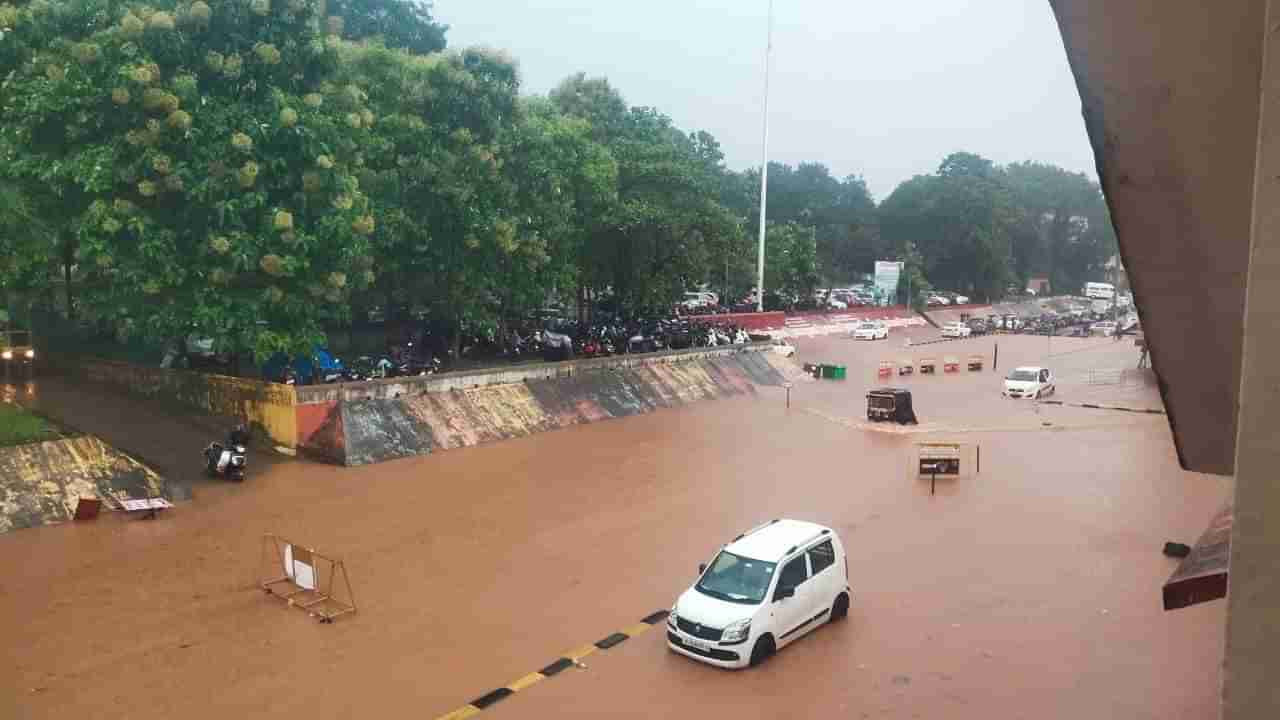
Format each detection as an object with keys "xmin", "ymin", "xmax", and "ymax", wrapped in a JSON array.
[
  {"xmin": 857, "ymin": 323, "xmax": 876, "ymax": 330},
  {"xmin": 696, "ymin": 551, "xmax": 777, "ymax": 605},
  {"xmin": 1008, "ymin": 370, "xmax": 1038, "ymax": 382}
]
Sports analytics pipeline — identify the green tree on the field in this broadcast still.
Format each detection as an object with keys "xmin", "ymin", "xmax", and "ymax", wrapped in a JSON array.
[
  {"xmin": 334, "ymin": 42, "xmax": 521, "ymax": 353},
  {"xmin": 327, "ymin": 0, "xmax": 448, "ymax": 55},
  {"xmin": 731, "ymin": 162, "xmax": 879, "ymax": 290},
  {"xmin": 1, "ymin": 0, "xmax": 378, "ymax": 359},
  {"xmin": 551, "ymin": 74, "xmax": 737, "ymax": 318},
  {"xmin": 894, "ymin": 242, "xmax": 931, "ymax": 311},
  {"xmin": 1004, "ymin": 161, "xmax": 1116, "ymax": 294},
  {"xmin": 495, "ymin": 97, "xmax": 616, "ymax": 337},
  {"xmin": 879, "ymin": 153, "xmax": 1017, "ymax": 302},
  {"xmin": 764, "ymin": 221, "xmax": 819, "ymax": 306}
]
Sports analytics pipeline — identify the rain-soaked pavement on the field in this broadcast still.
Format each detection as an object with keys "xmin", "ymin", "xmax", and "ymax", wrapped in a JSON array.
[{"xmin": 1, "ymin": 330, "xmax": 1230, "ymax": 720}]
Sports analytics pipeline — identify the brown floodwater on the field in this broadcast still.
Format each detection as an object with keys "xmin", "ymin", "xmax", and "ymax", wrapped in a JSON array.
[{"xmin": 1, "ymin": 332, "xmax": 1229, "ymax": 720}]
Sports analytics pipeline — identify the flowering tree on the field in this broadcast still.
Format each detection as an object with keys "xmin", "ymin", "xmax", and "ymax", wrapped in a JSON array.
[{"xmin": 1, "ymin": 0, "xmax": 377, "ymax": 358}]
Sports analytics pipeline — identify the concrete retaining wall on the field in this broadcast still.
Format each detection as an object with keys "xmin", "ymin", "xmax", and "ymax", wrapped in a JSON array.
[
  {"xmin": 51, "ymin": 345, "xmax": 794, "ymax": 465},
  {"xmin": 52, "ymin": 357, "xmax": 298, "ymax": 449},
  {"xmin": 0, "ymin": 435, "xmax": 167, "ymax": 534},
  {"xmin": 308, "ymin": 347, "xmax": 793, "ymax": 465}
]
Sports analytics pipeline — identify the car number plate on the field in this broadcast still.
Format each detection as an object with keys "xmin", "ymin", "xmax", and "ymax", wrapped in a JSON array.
[{"xmin": 685, "ymin": 637, "xmax": 712, "ymax": 651}]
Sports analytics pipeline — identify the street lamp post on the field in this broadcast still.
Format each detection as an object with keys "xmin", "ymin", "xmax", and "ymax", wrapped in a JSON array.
[{"xmin": 755, "ymin": 0, "xmax": 774, "ymax": 313}]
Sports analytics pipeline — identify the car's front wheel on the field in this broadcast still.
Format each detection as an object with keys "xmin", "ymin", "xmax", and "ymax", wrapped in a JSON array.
[{"xmin": 749, "ymin": 635, "xmax": 776, "ymax": 667}]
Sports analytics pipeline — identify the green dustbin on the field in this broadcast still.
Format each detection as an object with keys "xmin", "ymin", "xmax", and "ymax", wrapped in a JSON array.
[
  {"xmin": 831, "ymin": 365, "xmax": 847, "ymax": 380},
  {"xmin": 818, "ymin": 364, "xmax": 832, "ymax": 379}
]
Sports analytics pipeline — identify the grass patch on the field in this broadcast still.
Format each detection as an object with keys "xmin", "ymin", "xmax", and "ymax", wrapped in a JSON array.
[{"xmin": 0, "ymin": 404, "xmax": 59, "ymax": 447}]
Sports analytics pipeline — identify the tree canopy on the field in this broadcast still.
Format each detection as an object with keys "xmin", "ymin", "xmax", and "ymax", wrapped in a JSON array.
[{"xmin": 0, "ymin": 1, "xmax": 1117, "ymax": 361}]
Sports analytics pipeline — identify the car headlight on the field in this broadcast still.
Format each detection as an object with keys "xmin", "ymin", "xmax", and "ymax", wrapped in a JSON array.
[
  {"xmin": 25, "ymin": 349, "xmax": 35, "ymax": 359},
  {"xmin": 722, "ymin": 619, "xmax": 751, "ymax": 643},
  {"xmin": 1, "ymin": 351, "xmax": 10, "ymax": 360},
  {"xmin": 667, "ymin": 605, "xmax": 677, "ymax": 628}
]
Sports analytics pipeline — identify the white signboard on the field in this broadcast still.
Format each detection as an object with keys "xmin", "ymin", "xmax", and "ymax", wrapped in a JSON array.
[
  {"xmin": 284, "ymin": 544, "xmax": 317, "ymax": 591},
  {"xmin": 874, "ymin": 261, "xmax": 904, "ymax": 302}
]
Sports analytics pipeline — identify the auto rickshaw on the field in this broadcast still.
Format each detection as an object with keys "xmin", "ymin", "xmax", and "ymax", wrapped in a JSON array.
[
  {"xmin": 866, "ymin": 387, "xmax": 918, "ymax": 424},
  {"xmin": 0, "ymin": 330, "xmax": 35, "ymax": 376}
]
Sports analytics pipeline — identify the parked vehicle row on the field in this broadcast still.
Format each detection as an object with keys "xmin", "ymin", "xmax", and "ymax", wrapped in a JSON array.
[{"xmin": 926, "ymin": 291, "xmax": 970, "ymax": 306}]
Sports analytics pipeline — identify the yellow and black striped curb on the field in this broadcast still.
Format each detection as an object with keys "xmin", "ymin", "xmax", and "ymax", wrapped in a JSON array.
[
  {"xmin": 1038, "ymin": 399, "xmax": 1165, "ymax": 414},
  {"xmin": 433, "ymin": 609, "xmax": 670, "ymax": 720}
]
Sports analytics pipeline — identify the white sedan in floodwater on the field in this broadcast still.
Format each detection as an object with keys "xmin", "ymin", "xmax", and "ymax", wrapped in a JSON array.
[
  {"xmin": 1003, "ymin": 366, "xmax": 1056, "ymax": 399},
  {"xmin": 851, "ymin": 321, "xmax": 889, "ymax": 340}
]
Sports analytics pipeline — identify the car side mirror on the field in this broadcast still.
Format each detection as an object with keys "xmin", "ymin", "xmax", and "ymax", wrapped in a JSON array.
[
  {"xmin": 774, "ymin": 586, "xmax": 795, "ymax": 602},
  {"xmin": 698, "ymin": 563, "xmax": 706, "ymax": 575}
]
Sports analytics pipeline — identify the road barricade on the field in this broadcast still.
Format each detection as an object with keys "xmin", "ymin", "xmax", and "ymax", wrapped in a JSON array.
[
  {"xmin": 943, "ymin": 356, "xmax": 960, "ymax": 373},
  {"xmin": 878, "ymin": 360, "xmax": 893, "ymax": 379}
]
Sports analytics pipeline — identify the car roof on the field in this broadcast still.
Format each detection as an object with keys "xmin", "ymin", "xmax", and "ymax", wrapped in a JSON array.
[
  {"xmin": 725, "ymin": 519, "xmax": 831, "ymax": 562},
  {"xmin": 1013, "ymin": 366, "xmax": 1044, "ymax": 373}
]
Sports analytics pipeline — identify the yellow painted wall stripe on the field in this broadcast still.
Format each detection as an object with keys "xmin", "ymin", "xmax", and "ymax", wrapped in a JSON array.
[
  {"xmin": 506, "ymin": 672, "xmax": 546, "ymax": 692},
  {"xmin": 434, "ymin": 705, "xmax": 481, "ymax": 720},
  {"xmin": 620, "ymin": 622, "xmax": 654, "ymax": 638},
  {"xmin": 564, "ymin": 643, "xmax": 598, "ymax": 661}
]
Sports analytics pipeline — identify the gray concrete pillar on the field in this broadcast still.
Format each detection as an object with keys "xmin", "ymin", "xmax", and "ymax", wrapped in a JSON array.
[{"xmin": 1224, "ymin": 3, "xmax": 1280, "ymax": 716}]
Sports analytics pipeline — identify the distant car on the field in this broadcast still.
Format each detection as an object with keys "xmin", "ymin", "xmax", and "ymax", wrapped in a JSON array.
[
  {"xmin": 681, "ymin": 292, "xmax": 718, "ymax": 311},
  {"xmin": 770, "ymin": 339, "xmax": 797, "ymax": 357},
  {"xmin": 851, "ymin": 321, "xmax": 889, "ymax": 340},
  {"xmin": 667, "ymin": 519, "xmax": 851, "ymax": 669},
  {"xmin": 827, "ymin": 297, "xmax": 848, "ymax": 310},
  {"xmin": 966, "ymin": 319, "xmax": 989, "ymax": 336},
  {"xmin": 941, "ymin": 322, "xmax": 972, "ymax": 338},
  {"xmin": 1003, "ymin": 366, "xmax": 1055, "ymax": 399},
  {"xmin": 927, "ymin": 295, "xmax": 951, "ymax": 306},
  {"xmin": 951, "ymin": 293, "xmax": 970, "ymax": 305},
  {"xmin": 1091, "ymin": 321, "xmax": 1118, "ymax": 336}
]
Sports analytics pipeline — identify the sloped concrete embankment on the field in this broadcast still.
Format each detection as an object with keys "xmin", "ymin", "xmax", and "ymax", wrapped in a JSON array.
[
  {"xmin": 0, "ymin": 435, "xmax": 166, "ymax": 534},
  {"xmin": 301, "ymin": 348, "xmax": 792, "ymax": 466}
]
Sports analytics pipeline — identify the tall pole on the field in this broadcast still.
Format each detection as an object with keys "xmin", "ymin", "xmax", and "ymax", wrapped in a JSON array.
[{"xmin": 755, "ymin": 0, "xmax": 774, "ymax": 313}]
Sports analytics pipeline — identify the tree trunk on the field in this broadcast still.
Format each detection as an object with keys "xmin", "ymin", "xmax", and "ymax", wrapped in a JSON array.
[
  {"xmin": 62, "ymin": 245, "xmax": 74, "ymax": 320},
  {"xmin": 451, "ymin": 310, "xmax": 462, "ymax": 363}
]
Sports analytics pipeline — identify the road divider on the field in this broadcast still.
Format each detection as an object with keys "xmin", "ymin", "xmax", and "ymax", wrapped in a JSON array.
[
  {"xmin": 432, "ymin": 609, "xmax": 671, "ymax": 720},
  {"xmin": 1038, "ymin": 399, "xmax": 1165, "ymax": 414}
]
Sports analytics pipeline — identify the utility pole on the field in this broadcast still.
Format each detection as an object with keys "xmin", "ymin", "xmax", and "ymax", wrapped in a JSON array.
[{"xmin": 755, "ymin": 0, "xmax": 774, "ymax": 313}]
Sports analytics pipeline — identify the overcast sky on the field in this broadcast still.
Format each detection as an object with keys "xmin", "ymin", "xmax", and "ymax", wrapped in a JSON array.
[{"xmin": 435, "ymin": 0, "xmax": 1097, "ymax": 201}]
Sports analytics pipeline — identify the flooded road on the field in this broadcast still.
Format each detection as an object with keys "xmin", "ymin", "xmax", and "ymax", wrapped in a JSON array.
[{"xmin": 1, "ymin": 333, "xmax": 1229, "ymax": 719}]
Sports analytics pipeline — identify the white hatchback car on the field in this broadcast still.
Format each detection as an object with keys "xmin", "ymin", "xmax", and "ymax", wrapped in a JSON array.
[
  {"xmin": 851, "ymin": 321, "xmax": 889, "ymax": 340},
  {"xmin": 1003, "ymin": 366, "xmax": 1055, "ymax": 399},
  {"xmin": 667, "ymin": 519, "xmax": 850, "ymax": 668},
  {"xmin": 940, "ymin": 321, "xmax": 972, "ymax": 338}
]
